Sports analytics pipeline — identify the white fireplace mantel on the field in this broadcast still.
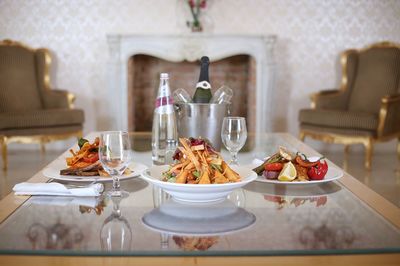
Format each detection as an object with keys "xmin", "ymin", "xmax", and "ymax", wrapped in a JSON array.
[{"xmin": 106, "ymin": 34, "xmax": 276, "ymax": 144}]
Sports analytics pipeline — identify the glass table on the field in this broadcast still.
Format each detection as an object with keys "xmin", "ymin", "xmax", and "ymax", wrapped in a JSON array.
[{"xmin": 0, "ymin": 132, "xmax": 399, "ymax": 265}]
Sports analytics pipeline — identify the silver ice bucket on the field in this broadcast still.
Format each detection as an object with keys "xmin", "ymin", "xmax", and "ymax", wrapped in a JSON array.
[{"xmin": 174, "ymin": 103, "xmax": 230, "ymax": 151}]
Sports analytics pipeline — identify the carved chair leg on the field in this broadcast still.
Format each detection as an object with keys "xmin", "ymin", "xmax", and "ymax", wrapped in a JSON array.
[
  {"xmin": 344, "ymin": 145, "xmax": 350, "ymax": 155},
  {"xmin": 40, "ymin": 142, "xmax": 46, "ymax": 154},
  {"xmin": 397, "ymin": 137, "xmax": 400, "ymax": 162},
  {"xmin": 1, "ymin": 137, "xmax": 7, "ymax": 171},
  {"xmin": 299, "ymin": 131, "xmax": 306, "ymax": 142},
  {"xmin": 364, "ymin": 138, "xmax": 373, "ymax": 171}
]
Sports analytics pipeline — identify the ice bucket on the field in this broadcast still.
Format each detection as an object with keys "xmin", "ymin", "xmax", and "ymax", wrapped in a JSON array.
[{"xmin": 174, "ymin": 103, "xmax": 230, "ymax": 151}]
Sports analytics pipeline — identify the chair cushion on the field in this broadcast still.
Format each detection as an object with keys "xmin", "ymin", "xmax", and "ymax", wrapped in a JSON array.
[
  {"xmin": 0, "ymin": 109, "xmax": 84, "ymax": 130},
  {"xmin": 0, "ymin": 46, "xmax": 43, "ymax": 112},
  {"xmin": 348, "ymin": 47, "xmax": 400, "ymax": 113},
  {"xmin": 299, "ymin": 109, "xmax": 379, "ymax": 131},
  {"xmin": 300, "ymin": 123, "xmax": 375, "ymax": 137}
]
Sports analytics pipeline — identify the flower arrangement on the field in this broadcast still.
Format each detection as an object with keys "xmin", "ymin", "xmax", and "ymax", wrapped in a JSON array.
[{"xmin": 186, "ymin": 0, "xmax": 207, "ymax": 32}]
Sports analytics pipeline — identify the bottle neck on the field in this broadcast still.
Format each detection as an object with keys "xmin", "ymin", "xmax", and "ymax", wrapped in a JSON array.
[
  {"xmin": 197, "ymin": 58, "xmax": 211, "ymax": 89},
  {"xmin": 155, "ymin": 77, "xmax": 174, "ymax": 110},
  {"xmin": 157, "ymin": 78, "xmax": 171, "ymax": 97}
]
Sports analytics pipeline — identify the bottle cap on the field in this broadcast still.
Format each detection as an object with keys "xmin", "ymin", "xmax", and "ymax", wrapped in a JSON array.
[{"xmin": 160, "ymin": 73, "xmax": 169, "ymax": 79}]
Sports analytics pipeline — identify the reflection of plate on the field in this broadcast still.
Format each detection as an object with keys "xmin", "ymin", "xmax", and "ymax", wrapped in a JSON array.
[
  {"xmin": 263, "ymin": 195, "xmax": 328, "ymax": 209},
  {"xmin": 142, "ymin": 199, "xmax": 256, "ymax": 236},
  {"xmin": 43, "ymin": 160, "xmax": 148, "ymax": 182},
  {"xmin": 244, "ymin": 181, "xmax": 342, "ymax": 197},
  {"xmin": 140, "ymin": 165, "xmax": 257, "ymax": 203},
  {"xmin": 255, "ymin": 166, "xmax": 343, "ymax": 185}
]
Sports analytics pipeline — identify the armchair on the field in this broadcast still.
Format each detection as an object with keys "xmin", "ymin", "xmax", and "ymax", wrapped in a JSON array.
[
  {"xmin": 0, "ymin": 40, "xmax": 84, "ymax": 170},
  {"xmin": 299, "ymin": 42, "xmax": 400, "ymax": 170}
]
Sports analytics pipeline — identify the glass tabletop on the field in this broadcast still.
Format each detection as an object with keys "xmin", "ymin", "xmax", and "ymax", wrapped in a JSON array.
[{"xmin": 0, "ymin": 133, "xmax": 399, "ymax": 256}]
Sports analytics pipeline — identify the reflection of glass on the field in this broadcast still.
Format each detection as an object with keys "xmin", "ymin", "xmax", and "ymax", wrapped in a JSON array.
[
  {"xmin": 227, "ymin": 189, "xmax": 246, "ymax": 208},
  {"xmin": 152, "ymin": 186, "xmax": 171, "ymax": 208},
  {"xmin": 221, "ymin": 117, "xmax": 247, "ymax": 165},
  {"xmin": 99, "ymin": 131, "xmax": 132, "ymax": 198},
  {"xmin": 27, "ymin": 220, "xmax": 83, "ymax": 250},
  {"xmin": 100, "ymin": 197, "xmax": 132, "ymax": 251}
]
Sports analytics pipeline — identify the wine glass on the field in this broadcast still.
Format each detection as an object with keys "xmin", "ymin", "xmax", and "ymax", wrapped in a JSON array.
[
  {"xmin": 100, "ymin": 197, "xmax": 132, "ymax": 251},
  {"xmin": 99, "ymin": 131, "xmax": 131, "ymax": 198},
  {"xmin": 221, "ymin": 117, "xmax": 247, "ymax": 165}
]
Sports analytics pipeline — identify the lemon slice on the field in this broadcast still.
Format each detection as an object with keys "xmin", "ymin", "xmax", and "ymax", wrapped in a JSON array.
[{"xmin": 278, "ymin": 162, "xmax": 297, "ymax": 181}]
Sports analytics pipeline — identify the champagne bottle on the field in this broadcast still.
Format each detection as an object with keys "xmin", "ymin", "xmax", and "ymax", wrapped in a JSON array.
[{"xmin": 192, "ymin": 56, "xmax": 212, "ymax": 103}]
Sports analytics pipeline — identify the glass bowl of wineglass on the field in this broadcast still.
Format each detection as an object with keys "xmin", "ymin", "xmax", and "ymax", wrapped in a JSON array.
[
  {"xmin": 99, "ymin": 131, "xmax": 132, "ymax": 198},
  {"xmin": 221, "ymin": 117, "xmax": 247, "ymax": 165}
]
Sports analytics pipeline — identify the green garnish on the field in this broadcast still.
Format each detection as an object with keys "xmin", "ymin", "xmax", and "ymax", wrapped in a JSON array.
[
  {"xmin": 211, "ymin": 164, "xmax": 223, "ymax": 172},
  {"xmin": 78, "ymin": 138, "xmax": 89, "ymax": 149},
  {"xmin": 193, "ymin": 170, "xmax": 201, "ymax": 178}
]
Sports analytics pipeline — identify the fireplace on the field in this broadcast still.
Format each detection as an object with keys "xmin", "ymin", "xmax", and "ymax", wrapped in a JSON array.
[
  {"xmin": 107, "ymin": 34, "xmax": 276, "ymax": 147},
  {"xmin": 128, "ymin": 54, "xmax": 256, "ymax": 133}
]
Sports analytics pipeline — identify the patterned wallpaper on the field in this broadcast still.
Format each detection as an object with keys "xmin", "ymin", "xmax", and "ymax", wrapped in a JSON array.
[{"xmin": 1, "ymin": 0, "xmax": 399, "ymax": 150}]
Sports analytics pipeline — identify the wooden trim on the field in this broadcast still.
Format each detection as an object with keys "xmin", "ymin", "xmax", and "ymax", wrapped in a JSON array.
[{"xmin": 0, "ymin": 254, "xmax": 399, "ymax": 266}]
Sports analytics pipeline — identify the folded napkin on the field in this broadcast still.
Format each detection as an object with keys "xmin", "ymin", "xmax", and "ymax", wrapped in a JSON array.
[{"xmin": 13, "ymin": 182, "xmax": 104, "ymax": 197}]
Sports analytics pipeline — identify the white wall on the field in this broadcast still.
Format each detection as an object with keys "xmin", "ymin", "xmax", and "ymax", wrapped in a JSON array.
[{"xmin": 1, "ymin": 0, "xmax": 399, "ymax": 152}]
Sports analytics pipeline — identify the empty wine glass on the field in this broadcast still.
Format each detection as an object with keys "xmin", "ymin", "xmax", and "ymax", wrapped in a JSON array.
[
  {"xmin": 99, "ymin": 131, "xmax": 131, "ymax": 198},
  {"xmin": 221, "ymin": 117, "xmax": 247, "ymax": 165}
]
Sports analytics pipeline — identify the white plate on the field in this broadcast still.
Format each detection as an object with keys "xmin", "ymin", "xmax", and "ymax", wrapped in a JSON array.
[
  {"xmin": 255, "ymin": 165, "xmax": 343, "ymax": 185},
  {"xmin": 140, "ymin": 165, "xmax": 257, "ymax": 203},
  {"xmin": 43, "ymin": 160, "xmax": 148, "ymax": 183},
  {"xmin": 142, "ymin": 199, "xmax": 256, "ymax": 236}
]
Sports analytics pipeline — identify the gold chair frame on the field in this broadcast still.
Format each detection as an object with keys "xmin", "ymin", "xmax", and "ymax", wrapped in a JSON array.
[
  {"xmin": 0, "ymin": 40, "xmax": 82, "ymax": 170},
  {"xmin": 299, "ymin": 42, "xmax": 400, "ymax": 170}
]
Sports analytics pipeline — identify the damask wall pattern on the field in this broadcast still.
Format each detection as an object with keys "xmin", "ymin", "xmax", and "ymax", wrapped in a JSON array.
[{"xmin": 0, "ymin": 0, "xmax": 399, "ymax": 150}]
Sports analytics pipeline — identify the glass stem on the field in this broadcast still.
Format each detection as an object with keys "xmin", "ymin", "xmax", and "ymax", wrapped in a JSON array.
[
  {"xmin": 231, "ymin": 151, "xmax": 238, "ymax": 165},
  {"xmin": 112, "ymin": 175, "xmax": 121, "ymax": 192}
]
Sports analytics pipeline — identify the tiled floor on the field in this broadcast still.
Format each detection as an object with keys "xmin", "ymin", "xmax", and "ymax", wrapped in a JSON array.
[{"xmin": 0, "ymin": 148, "xmax": 399, "ymax": 207}]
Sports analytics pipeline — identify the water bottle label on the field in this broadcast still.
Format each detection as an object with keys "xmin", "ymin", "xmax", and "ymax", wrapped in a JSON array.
[{"xmin": 155, "ymin": 96, "xmax": 174, "ymax": 108}]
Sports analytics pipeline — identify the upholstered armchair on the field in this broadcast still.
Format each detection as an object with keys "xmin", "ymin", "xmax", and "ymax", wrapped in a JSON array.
[
  {"xmin": 299, "ymin": 42, "xmax": 400, "ymax": 170},
  {"xmin": 0, "ymin": 40, "xmax": 84, "ymax": 170}
]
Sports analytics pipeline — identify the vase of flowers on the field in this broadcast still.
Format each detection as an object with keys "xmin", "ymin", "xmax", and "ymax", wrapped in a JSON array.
[{"xmin": 186, "ymin": 0, "xmax": 207, "ymax": 32}]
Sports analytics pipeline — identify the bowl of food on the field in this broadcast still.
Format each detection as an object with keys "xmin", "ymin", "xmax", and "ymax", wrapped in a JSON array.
[{"xmin": 140, "ymin": 138, "xmax": 257, "ymax": 203}]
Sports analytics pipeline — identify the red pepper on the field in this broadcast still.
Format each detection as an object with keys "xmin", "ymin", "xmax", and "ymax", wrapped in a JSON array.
[
  {"xmin": 82, "ymin": 153, "xmax": 99, "ymax": 164},
  {"xmin": 264, "ymin": 162, "xmax": 283, "ymax": 171},
  {"xmin": 307, "ymin": 160, "xmax": 328, "ymax": 180}
]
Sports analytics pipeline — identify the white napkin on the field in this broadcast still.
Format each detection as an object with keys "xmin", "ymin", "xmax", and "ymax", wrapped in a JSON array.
[{"xmin": 13, "ymin": 182, "xmax": 103, "ymax": 197}]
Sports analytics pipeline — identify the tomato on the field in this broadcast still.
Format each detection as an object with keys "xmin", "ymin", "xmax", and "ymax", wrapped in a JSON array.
[
  {"xmin": 264, "ymin": 163, "xmax": 283, "ymax": 171},
  {"xmin": 307, "ymin": 160, "xmax": 328, "ymax": 180},
  {"xmin": 82, "ymin": 153, "xmax": 99, "ymax": 163}
]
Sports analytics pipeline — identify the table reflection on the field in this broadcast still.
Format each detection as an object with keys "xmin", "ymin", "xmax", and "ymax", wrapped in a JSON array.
[
  {"xmin": 27, "ymin": 220, "xmax": 83, "ymax": 250},
  {"xmin": 100, "ymin": 197, "xmax": 132, "ymax": 251}
]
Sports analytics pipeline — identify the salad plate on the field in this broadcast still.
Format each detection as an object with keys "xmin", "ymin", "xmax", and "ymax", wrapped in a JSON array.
[
  {"xmin": 255, "ymin": 165, "xmax": 343, "ymax": 185},
  {"xmin": 140, "ymin": 165, "xmax": 257, "ymax": 203},
  {"xmin": 43, "ymin": 159, "xmax": 148, "ymax": 183}
]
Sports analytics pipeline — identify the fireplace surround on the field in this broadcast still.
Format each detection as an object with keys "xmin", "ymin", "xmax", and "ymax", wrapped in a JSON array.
[{"xmin": 107, "ymin": 34, "xmax": 276, "ymax": 146}]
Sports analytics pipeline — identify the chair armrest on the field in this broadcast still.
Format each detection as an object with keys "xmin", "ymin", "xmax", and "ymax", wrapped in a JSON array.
[
  {"xmin": 310, "ymin": 89, "xmax": 348, "ymax": 110},
  {"xmin": 377, "ymin": 94, "xmax": 400, "ymax": 137},
  {"xmin": 42, "ymin": 90, "xmax": 76, "ymax": 109}
]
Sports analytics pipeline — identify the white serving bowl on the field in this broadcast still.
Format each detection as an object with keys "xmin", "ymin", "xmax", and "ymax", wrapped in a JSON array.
[{"xmin": 140, "ymin": 165, "xmax": 257, "ymax": 203}]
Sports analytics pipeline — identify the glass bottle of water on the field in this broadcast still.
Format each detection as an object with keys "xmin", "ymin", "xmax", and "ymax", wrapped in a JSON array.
[{"xmin": 151, "ymin": 73, "xmax": 178, "ymax": 165}]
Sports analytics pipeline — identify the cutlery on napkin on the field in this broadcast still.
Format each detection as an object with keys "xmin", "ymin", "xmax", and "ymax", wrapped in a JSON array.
[{"xmin": 13, "ymin": 182, "xmax": 104, "ymax": 197}]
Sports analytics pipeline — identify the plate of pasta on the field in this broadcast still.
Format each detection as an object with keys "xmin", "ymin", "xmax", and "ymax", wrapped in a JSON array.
[{"xmin": 140, "ymin": 137, "xmax": 257, "ymax": 203}]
